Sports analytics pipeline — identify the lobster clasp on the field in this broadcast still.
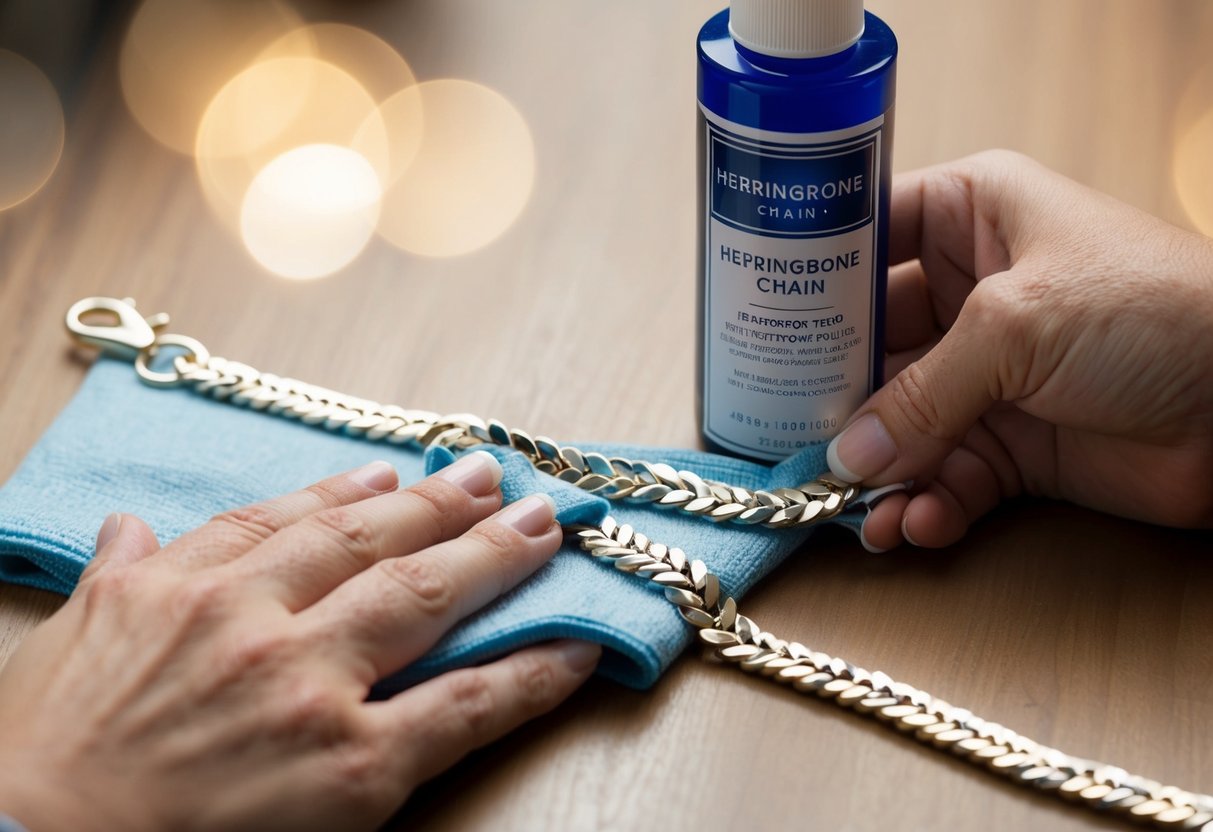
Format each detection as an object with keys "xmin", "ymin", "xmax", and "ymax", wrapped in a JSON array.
[{"xmin": 65, "ymin": 297, "xmax": 169, "ymax": 361}]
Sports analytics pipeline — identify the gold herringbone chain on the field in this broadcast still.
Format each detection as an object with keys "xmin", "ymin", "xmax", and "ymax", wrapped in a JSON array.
[
  {"xmin": 175, "ymin": 355, "xmax": 859, "ymax": 529},
  {"xmin": 67, "ymin": 299, "xmax": 1213, "ymax": 830}
]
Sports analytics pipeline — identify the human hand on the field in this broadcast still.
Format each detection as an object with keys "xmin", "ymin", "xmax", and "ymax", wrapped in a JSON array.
[
  {"xmin": 830, "ymin": 150, "xmax": 1213, "ymax": 550},
  {"xmin": 0, "ymin": 452, "xmax": 600, "ymax": 831}
]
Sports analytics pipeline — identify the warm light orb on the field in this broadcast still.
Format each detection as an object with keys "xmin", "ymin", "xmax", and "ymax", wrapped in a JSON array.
[
  {"xmin": 119, "ymin": 0, "xmax": 305, "ymax": 154},
  {"xmin": 1172, "ymin": 64, "xmax": 1213, "ymax": 237},
  {"xmin": 354, "ymin": 84, "xmax": 424, "ymax": 190},
  {"xmin": 374, "ymin": 80, "xmax": 535, "ymax": 258},
  {"xmin": 0, "ymin": 50, "xmax": 64, "ymax": 211},
  {"xmin": 196, "ymin": 57, "xmax": 388, "ymax": 231},
  {"xmin": 259, "ymin": 23, "xmax": 416, "ymax": 104},
  {"xmin": 240, "ymin": 144, "xmax": 382, "ymax": 280},
  {"xmin": 1173, "ymin": 107, "xmax": 1213, "ymax": 236}
]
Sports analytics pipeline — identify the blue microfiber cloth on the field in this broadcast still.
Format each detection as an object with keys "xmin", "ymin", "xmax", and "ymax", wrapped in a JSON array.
[{"xmin": 0, "ymin": 358, "xmax": 865, "ymax": 689}]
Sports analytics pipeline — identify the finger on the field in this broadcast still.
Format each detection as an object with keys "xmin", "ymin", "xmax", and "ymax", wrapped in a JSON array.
[
  {"xmin": 885, "ymin": 261, "xmax": 939, "ymax": 352},
  {"xmin": 892, "ymin": 153, "xmax": 1027, "ymax": 331},
  {"xmin": 370, "ymin": 640, "xmax": 601, "ymax": 785},
  {"xmin": 77, "ymin": 514, "xmax": 161, "ymax": 588},
  {"xmin": 890, "ymin": 168, "xmax": 927, "ymax": 266},
  {"xmin": 858, "ymin": 492, "xmax": 908, "ymax": 553},
  {"xmin": 303, "ymin": 493, "xmax": 561, "ymax": 684},
  {"xmin": 892, "ymin": 156, "xmax": 996, "ymax": 267},
  {"xmin": 166, "ymin": 460, "xmax": 400, "ymax": 570},
  {"xmin": 225, "ymin": 451, "xmax": 505, "ymax": 612},
  {"xmin": 901, "ymin": 486, "xmax": 967, "ymax": 548},
  {"xmin": 902, "ymin": 444, "xmax": 1007, "ymax": 548},
  {"xmin": 827, "ymin": 274, "xmax": 1019, "ymax": 487}
]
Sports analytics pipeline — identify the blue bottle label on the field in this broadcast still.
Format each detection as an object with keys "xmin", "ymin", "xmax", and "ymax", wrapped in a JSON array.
[{"xmin": 701, "ymin": 108, "xmax": 884, "ymax": 460}]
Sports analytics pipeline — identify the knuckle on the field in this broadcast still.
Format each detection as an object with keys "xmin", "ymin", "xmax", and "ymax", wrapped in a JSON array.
[
  {"xmin": 172, "ymin": 575, "xmax": 235, "ymax": 622},
  {"xmin": 514, "ymin": 654, "xmax": 558, "ymax": 708},
  {"xmin": 375, "ymin": 556, "xmax": 454, "ymax": 618},
  {"xmin": 887, "ymin": 363, "xmax": 947, "ymax": 440},
  {"xmin": 402, "ymin": 479, "xmax": 473, "ymax": 540},
  {"xmin": 279, "ymin": 682, "xmax": 348, "ymax": 732},
  {"xmin": 265, "ymin": 685, "xmax": 397, "ymax": 809},
  {"xmin": 309, "ymin": 507, "xmax": 377, "ymax": 559},
  {"xmin": 210, "ymin": 503, "xmax": 286, "ymax": 542},
  {"xmin": 81, "ymin": 565, "xmax": 138, "ymax": 609},
  {"xmin": 470, "ymin": 521, "xmax": 523, "ymax": 554},
  {"xmin": 223, "ymin": 630, "xmax": 296, "ymax": 675},
  {"xmin": 964, "ymin": 275, "xmax": 1043, "ymax": 395},
  {"xmin": 961, "ymin": 149, "xmax": 1044, "ymax": 215},
  {"xmin": 979, "ymin": 270, "xmax": 1047, "ymax": 315},
  {"xmin": 324, "ymin": 740, "xmax": 392, "ymax": 806},
  {"xmin": 465, "ymin": 523, "xmax": 525, "ymax": 592},
  {"xmin": 964, "ymin": 272, "xmax": 1029, "ymax": 333},
  {"xmin": 963, "ymin": 273, "xmax": 1020, "ymax": 323},
  {"xmin": 303, "ymin": 481, "xmax": 345, "ymax": 509},
  {"xmin": 447, "ymin": 672, "xmax": 495, "ymax": 736}
]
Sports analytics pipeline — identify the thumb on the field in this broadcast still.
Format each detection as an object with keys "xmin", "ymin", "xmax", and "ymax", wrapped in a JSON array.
[
  {"xmin": 77, "ymin": 513, "xmax": 161, "ymax": 588},
  {"xmin": 826, "ymin": 293, "xmax": 1006, "ymax": 486}
]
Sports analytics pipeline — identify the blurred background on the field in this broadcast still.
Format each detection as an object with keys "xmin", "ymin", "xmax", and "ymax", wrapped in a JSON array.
[
  {"xmin": 0, "ymin": 0, "xmax": 1210, "ymax": 450},
  {"xmin": 1, "ymin": 0, "xmax": 1211, "ymax": 468},
  {"xmin": 1, "ymin": 0, "xmax": 1211, "ymax": 281}
]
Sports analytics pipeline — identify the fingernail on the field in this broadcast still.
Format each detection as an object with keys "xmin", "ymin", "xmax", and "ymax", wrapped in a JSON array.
[
  {"xmin": 900, "ymin": 512, "xmax": 921, "ymax": 547},
  {"xmin": 435, "ymin": 450, "xmax": 503, "ymax": 496},
  {"xmin": 96, "ymin": 513, "xmax": 122, "ymax": 553},
  {"xmin": 826, "ymin": 413, "xmax": 897, "ymax": 483},
  {"xmin": 554, "ymin": 639, "xmax": 601, "ymax": 674},
  {"xmin": 348, "ymin": 460, "xmax": 398, "ymax": 492},
  {"xmin": 859, "ymin": 520, "xmax": 892, "ymax": 554},
  {"xmin": 496, "ymin": 493, "xmax": 556, "ymax": 536}
]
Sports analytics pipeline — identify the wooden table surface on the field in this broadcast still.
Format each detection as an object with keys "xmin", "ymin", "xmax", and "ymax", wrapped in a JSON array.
[{"xmin": 1, "ymin": 1, "xmax": 1210, "ymax": 829}]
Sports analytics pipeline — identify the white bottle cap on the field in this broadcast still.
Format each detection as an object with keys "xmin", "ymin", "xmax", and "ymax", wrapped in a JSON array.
[{"xmin": 729, "ymin": 0, "xmax": 865, "ymax": 59}]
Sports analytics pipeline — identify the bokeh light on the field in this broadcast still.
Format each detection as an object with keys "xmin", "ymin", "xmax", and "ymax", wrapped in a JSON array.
[
  {"xmin": 373, "ymin": 80, "xmax": 535, "ymax": 258},
  {"xmin": 120, "ymin": 0, "xmax": 305, "ymax": 154},
  {"xmin": 354, "ymin": 83, "xmax": 424, "ymax": 190},
  {"xmin": 1173, "ymin": 108, "xmax": 1213, "ymax": 236},
  {"xmin": 259, "ymin": 23, "xmax": 416, "ymax": 104},
  {"xmin": 195, "ymin": 57, "xmax": 389, "ymax": 231},
  {"xmin": 120, "ymin": 0, "xmax": 536, "ymax": 274},
  {"xmin": 260, "ymin": 23, "xmax": 422, "ymax": 189},
  {"xmin": 240, "ymin": 144, "xmax": 382, "ymax": 280},
  {"xmin": 0, "ymin": 50, "xmax": 65, "ymax": 211},
  {"xmin": 1172, "ymin": 64, "xmax": 1213, "ymax": 236}
]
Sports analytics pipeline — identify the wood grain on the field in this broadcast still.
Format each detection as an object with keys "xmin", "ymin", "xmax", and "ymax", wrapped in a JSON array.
[{"xmin": 0, "ymin": 1, "xmax": 1209, "ymax": 829}]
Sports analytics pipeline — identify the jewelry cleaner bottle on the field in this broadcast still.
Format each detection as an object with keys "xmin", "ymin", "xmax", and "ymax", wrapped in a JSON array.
[{"xmin": 696, "ymin": 0, "xmax": 897, "ymax": 461}]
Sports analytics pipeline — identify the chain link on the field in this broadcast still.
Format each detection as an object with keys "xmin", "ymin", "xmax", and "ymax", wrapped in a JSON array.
[
  {"xmin": 574, "ymin": 520, "xmax": 1213, "ymax": 830},
  {"xmin": 170, "ymin": 353, "xmax": 860, "ymax": 529},
  {"xmin": 65, "ymin": 299, "xmax": 1212, "ymax": 830}
]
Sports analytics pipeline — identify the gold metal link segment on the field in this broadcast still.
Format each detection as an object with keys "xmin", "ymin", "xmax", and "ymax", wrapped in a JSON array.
[
  {"xmin": 165, "ymin": 353, "xmax": 860, "ymax": 530},
  {"xmin": 65, "ymin": 297, "xmax": 1213, "ymax": 829},
  {"xmin": 574, "ymin": 520, "xmax": 1213, "ymax": 830}
]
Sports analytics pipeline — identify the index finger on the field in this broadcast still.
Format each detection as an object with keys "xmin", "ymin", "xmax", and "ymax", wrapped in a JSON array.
[
  {"xmin": 890, "ymin": 167, "xmax": 927, "ymax": 266},
  {"xmin": 890, "ymin": 158, "xmax": 986, "ymax": 267},
  {"xmin": 219, "ymin": 451, "xmax": 506, "ymax": 612},
  {"xmin": 163, "ymin": 460, "xmax": 400, "ymax": 570},
  {"xmin": 889, "ymin": 154, "xmax": 1013, "ymax": 333}
]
